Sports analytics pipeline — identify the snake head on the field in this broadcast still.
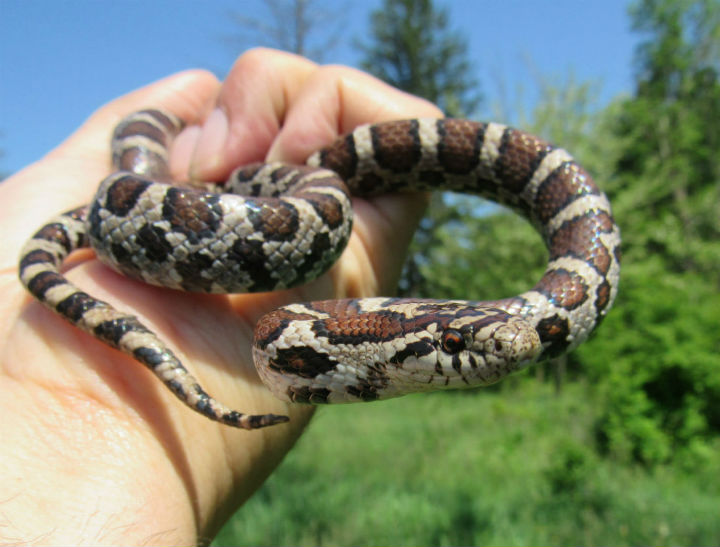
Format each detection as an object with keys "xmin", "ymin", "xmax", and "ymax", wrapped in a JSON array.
[
  {"xmin": 383, "ymin": 306, "xmax": 542, "ymax": 393},
  {"xmin": 253, "ymin": 299, "xmax": 542, "ymax": 405},
  {"xmin": 434, "ymin": 311, "xmax": 542, "ymax": 386}
]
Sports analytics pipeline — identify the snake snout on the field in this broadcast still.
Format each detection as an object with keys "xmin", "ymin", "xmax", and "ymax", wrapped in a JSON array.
[
  {"xmin": 488, "ymin": 316, "xmax": 542, "ymax": 371},
  {"xmin": 509, "ymin": 318, "xmax": 543, "ymax": 368}
]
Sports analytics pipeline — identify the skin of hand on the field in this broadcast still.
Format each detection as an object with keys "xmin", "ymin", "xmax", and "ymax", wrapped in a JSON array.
[{"xmin": 0, "ymin": 48, "xmax": 442, "ymax": 545}]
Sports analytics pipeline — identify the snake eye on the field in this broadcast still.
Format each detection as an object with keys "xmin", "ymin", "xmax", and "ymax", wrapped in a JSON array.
[{"xmin": 441, "ymin": 329, "xmax": 465, "ymax": 354}]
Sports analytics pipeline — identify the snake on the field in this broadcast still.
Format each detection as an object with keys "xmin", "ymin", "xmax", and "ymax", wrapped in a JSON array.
[{"xmin": 18, "ymin": 109, "xmax": 621, "ymax": 429}]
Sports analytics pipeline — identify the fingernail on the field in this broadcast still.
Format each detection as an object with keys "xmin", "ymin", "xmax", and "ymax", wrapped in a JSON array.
[{"xmin": 190, "ymin": 107, "xmax": 229, "ymax": 179}]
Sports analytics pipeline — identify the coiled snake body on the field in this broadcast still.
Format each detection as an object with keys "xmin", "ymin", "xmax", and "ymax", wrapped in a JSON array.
[{"xmin": 19, "ymin": 110, "xmax": 621, "ymax": 429}]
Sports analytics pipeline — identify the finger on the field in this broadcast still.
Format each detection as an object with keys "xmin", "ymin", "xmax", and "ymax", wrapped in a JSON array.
[
  {"xmin": 185, "ymin": 48, "xmax": 318, "ymax": 181},
  {"xmin": 1, "ymin": 70, "xmax": 220, "ymax": 265},
  {"xmin": 267, "ymin": 64, "xmax": 443, "ymax": 163}
]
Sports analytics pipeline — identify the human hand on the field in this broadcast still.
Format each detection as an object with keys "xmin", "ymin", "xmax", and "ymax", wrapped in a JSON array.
[{"xmin": 0, "ymin": 48, "xmax": 441, "ymax": 544}]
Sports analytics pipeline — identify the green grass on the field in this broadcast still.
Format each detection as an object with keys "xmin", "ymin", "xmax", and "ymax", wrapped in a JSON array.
[{"xmin": 214, "ymin": 381, "xmax": 720, "ymax": 546}]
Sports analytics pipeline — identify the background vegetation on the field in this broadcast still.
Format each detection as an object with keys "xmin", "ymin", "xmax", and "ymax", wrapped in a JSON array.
[
  {"xmin": 197, "ymin": 0, "xmax": 720, "ymax": 544},
  {"xmin": 216, "ymin": 383, "xmax": 720, "ymax": 546}
]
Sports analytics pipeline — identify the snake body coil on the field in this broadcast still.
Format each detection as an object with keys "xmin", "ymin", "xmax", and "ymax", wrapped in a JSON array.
[{"xmin": 18, "ymin": 110, "xmax": 620, "ymax": 429}]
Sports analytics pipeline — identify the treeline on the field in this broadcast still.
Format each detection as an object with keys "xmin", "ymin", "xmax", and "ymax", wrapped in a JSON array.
[{"xmin": 361, "ymin": 0, "xmax": 720, "ymax": 466}]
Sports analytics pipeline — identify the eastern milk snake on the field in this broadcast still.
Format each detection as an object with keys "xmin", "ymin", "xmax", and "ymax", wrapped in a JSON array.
[{"xmin": 18, "ymin": 109, "xmax": 621, "ymax": 429}]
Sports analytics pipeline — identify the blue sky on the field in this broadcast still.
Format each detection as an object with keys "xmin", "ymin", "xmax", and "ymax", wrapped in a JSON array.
[{"xmin": 0, "ymin": 0, "xmax": 638, "ymax": 175}]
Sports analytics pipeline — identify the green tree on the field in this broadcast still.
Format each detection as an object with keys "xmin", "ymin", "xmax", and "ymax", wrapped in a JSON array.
[
  {"xmin": 358, "ymin": 0, "xmax": 481, "ymax": 117},
  {"xmin": 581, "ymin": 0, "xmax": 720, "ymax": 466},
  {"xmin": 612, "ymin": 0, "xmax": 720, "ymax": 279}
]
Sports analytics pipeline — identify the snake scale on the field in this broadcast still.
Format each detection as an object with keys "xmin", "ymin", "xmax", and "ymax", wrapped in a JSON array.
[{"xmin": 18, "ymin": 109, "xmax": 621, "ymax": 429}]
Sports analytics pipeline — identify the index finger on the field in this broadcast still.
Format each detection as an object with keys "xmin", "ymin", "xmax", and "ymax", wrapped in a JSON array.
[
  {"xmin": 182, "ymin": 49, "xmax": 318, "ymax": 181},
  {"xmin": 267, "ymin": 63, "xmax": 443, "ymax": 163}
]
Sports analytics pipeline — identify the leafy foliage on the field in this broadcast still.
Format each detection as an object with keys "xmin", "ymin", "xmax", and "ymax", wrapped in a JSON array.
[
  {"xmin": 581, "ymin": 263, "xmax": 720, "ymax": 466},
  {"xmin": 581, "ymin": 0, "xmax": 720, "ymax": 465}
]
